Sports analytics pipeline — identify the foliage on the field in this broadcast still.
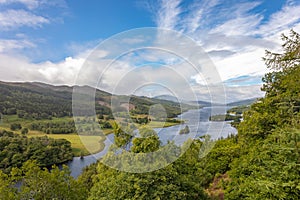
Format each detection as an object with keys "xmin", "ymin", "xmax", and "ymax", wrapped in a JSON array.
[
  {"xmin": 88, "ymin": 139, "xmax": 209, "ymax": 200},
  {"xmin": 21, "ymin": 127, "xmax": 28, "ymax": 135},
  {"xmin": 0, "ymin": 130, "xmax": 73, "ymax": 173},
  {"xmin": 112, "ymin": 122, "xmax": 133, "ymax": 148},
  {"xmin": 0, "ymin": 160, "xmax": 88, "ymax": 200},
  {"xmin": 10, "ymin": 123, "xmax": 22, "ymax": 131},
  {"xmin": 0, "ymin": 81, "xmax": 185, "ymax": 120},
  {"xmin": 209, "ymin": 105, "xmax": 251, "ymax": 127},
  {"xmin": 30, "ymin": 120, "xmax": 76, "ymax": 134},
  {"xmin": 223, "ymin": 30, "xmax": 300, "ymax": 199},
  {"xmin": 225, "ymin": 128, "xmax": 300, "ymax": 199},
  {"xmin": 1, "ymin": 30, "xmax": 299, "ymax": 200},
  {"xmin": 179, "ymin": 125, "xmax": 190, "ymax": 134},
  {"xmin": 131, "ymin": 128, "xmax": 160, "ymax": 153}
]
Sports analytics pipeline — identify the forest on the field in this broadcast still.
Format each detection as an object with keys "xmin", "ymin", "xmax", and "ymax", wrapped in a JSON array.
[
  {"xmin": 0, "ymin": 30, "xmax": 299, "ymax": 199},
  {"xmin": 0, "ymin": 81, "xmax": 186, "ymax": 120},
  {"xmin": 0, "ymin": 130, "xmax": 73, "ymax": 174}
]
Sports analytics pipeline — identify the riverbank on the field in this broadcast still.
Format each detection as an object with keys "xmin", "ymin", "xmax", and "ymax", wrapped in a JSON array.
[
  {"xmin": 67, "ymin": 107, "xmax": 238, "ymax": 178},
  {"xmin": 0, "ymin": 114, "xmax": 184, "ymax": 157}
]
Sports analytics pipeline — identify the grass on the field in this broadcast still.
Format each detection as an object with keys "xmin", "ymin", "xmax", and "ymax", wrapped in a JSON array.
[
  {"xmin": 147, "ymin": 121, "xmax": 183, "ymax": 128},
  {"xmin": 0, "ymin": 114, "xmax": 181, "ymax": 156},
  {"xmin": 0, "ymin": 115, "xmax": 108, "ymax": 156},
  {"xmin": 27, "ymin": 132, "xmax": 106, "ymax": 156}
]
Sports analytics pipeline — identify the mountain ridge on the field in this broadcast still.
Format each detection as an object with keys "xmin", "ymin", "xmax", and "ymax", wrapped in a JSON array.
[{"xmin": 0, "ymin": 81, "xmax": 184, "ymax": 119}]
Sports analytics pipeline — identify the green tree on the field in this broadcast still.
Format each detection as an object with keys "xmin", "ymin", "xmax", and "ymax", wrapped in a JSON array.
[
  {"xmin": 224, "ymin": 29, "xmax": 300, "ymax": 200},
  {"xmin": 0, "ymin": 161, "xmax": 88, "ymax": 200},
  {"xmin": 88, "ymin": 139, "xmax": 209, "ymax": 200},
  {"xmin": 17, "ymin": 161, "xmax": 88, "ymax": 200},
  {"xmin": 21, "ymin": 128, "xmax": 28, "ymax": 135},
  {"xmin": 112, "ymin": 122, "xmax": 132, "ymax": 148},
  {"xmin": 10, "ymin": 123, "xmax": 22, "ymax": 131},
  {"xmin": 0, "ymin": 170, "xmax": 17, "ymax": 200},
  {"xmin": 131, "ymin": 127, "xmax": 160, "ymax": 153}
]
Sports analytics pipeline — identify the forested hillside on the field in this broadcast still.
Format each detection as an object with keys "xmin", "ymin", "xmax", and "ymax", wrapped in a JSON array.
[
  {"xmin": 0, "ymin": 81, "xmax": 185, "ymax": 119},
  {"xmin": 222, "ymin": 30, "xmax": 300, "ymax": 199}
]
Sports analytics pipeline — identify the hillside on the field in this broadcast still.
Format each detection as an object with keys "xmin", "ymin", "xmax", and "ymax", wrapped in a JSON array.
[
  {"xmin": 226, "ymin": 97, "xmax": 258, "ymax": 107},
  {"xmin": 0, "ymin": 81, "xmax": 184, "ymax": 119}
]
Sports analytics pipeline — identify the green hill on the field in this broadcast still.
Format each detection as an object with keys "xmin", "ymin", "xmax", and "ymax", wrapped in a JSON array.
[{"xmin": 0, "ymin": 81, "xmax": 185, "ymax": 119}]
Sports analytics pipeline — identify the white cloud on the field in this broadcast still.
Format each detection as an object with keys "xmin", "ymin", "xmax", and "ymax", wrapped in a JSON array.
[
  {"xmin": 156, "ymin": 0, "xmax": 182, "ymax": 30},
  {"xmin": 183, "ymin": 0, "xmax": 220, "ymax": 34},
  {"xmin": 0, "ymin": 0, "xmax": 39, "ymax": 9},
  {"xmin": 0, "ymin": 53, "xmax": 83, "ymax": 85},
  {"xmin": 210, "ymin": 14, "xmax": 263, "ymax": 36},
  {"xmin": 0, "ymin": 39, "xmax": 35, "ymax": 53},
  {"xmin": 0, "ymin": 9, "xmax": 49, "ymax": 30},
  {"xmin": 257, "ymin": 3, "xmax": 300, "ymax": 37},
  {"xmin": 0, "ymin": 0, "xmax": 67, "ymax": 10},
  {"xmin": 153, "ymin": 1, "xmax": 300, "ymax": 58},
  {"xmin": 142, "ymin": 0, "xmax": 300, "ymax": 101}
]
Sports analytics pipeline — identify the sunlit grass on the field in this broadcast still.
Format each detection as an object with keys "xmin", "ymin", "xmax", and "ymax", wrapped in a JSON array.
[
  {"xmin": 27, "ymin": 133, "xmax": 106, "ymax": 156},
  {"xmin": 0, "ymin": 114, "xmax": 181, "ymax": 156}
]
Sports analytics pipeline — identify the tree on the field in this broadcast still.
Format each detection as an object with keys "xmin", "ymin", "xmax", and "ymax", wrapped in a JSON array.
[
  {"xmin": 131, "ymin": 128, "xmax": 160, "ymax": 153},
  {"xmin": 224, "ymin": 30, "xmax": 300, "ymax": 199},
  {"xmin": 88, "ymin": 139, "xmax": 209, "ymax": 200},
  {"xmin": 21, "ymin": 128, "xmax": 28, "ymax": 135},
  {"xmin": 0, "ymin": 161, "xmax": 88, "ymax": 200},
  {"xmin": 0, "ymin": 170, "xmax": 17, "ymax": 200},
  {"xmin": 10, "ymin": 123, "xmax": 22, "ymax": 131},
  {"xmin": 112, "ymin": 122, "xmax": 132, "ymax": 148},
  {"xmin": 238, "ymin": 30, "xmax": 300, "ymax": 140}
]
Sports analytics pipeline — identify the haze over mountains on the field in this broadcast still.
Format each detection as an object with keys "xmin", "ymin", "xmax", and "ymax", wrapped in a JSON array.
[{"xmin": 154, "ymin": 94, "xmax": 258, "ymax": 107}]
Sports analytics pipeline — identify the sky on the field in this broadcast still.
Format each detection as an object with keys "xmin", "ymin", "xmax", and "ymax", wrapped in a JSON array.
[{"xmin": 1, "ymin": 0, "xmax": 300, "ymax": 103}]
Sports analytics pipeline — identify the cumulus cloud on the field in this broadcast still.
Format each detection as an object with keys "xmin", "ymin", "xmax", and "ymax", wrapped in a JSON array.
[{"xmin": 0, "ymin": 54, "xmax": 83, "ymax": 85}]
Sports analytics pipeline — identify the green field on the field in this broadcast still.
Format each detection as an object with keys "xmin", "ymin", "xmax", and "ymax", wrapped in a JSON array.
[
  {"xmin": 27, "ymin": 132, "xmax": 106, "ymax": 156},
  {"xmin": 0, "ymin": 114, "xmax": 181, "ymax": 156},
  {"xmin": 0, "ymin": 115, "xmax": 110, "ymax": 156}
]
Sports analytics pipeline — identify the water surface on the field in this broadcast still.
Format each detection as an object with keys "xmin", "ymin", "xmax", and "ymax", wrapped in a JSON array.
[{"xmin": 67, "ymin": 107, "xmax": 237, "ymax": 178}]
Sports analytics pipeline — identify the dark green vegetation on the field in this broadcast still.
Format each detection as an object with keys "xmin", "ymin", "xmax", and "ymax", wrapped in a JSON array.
[
  {"xmin": 0, "ymin": 81, "xmax": 189, "ymax": 120},
  {"xmin": 79, "ymin": 131, "xmax": 241, "ymax": 199},
  {"xmin": 0, "ymin": 30, "xmax": 299, "ymax": 199},
  {"xmin": 0, "ymin": 130, "xmax": 73, "ymax": 174},
  {"xmin": 0, "ymin": 82, "xmax": 188, "ymax": 156},
  {"xmin": 209, "ymin": 105, "xmax": 250, "ymax": 127},
  {"xmin": 29, "ymin": 120, "xmax": 76, "ymax": 134},
  {"xmin": 221, "ymin": 30, "xmax": 300, "ymax": 199},
  {"xmin": 0, "ymin": 160, "xmax": 88, "ymax": 200},
  {"xmin": 179, "ymin": 125, "xmax": 190, "ymax": 134}
]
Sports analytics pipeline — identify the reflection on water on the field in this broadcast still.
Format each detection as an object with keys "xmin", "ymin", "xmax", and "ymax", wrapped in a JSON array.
[{"xmin": 67, "ymin": 107, "xmax": 237, "ymax": 178}]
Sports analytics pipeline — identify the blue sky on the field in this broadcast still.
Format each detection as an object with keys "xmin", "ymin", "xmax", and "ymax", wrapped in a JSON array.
[{"xmin": 1, "ymin": 0, "xmax": 300, "ymax": 102}]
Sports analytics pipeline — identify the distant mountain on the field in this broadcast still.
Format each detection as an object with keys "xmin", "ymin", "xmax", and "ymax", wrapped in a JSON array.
[
  {"xmin": 154, "ymin": 95, "xmax": 180, "ymax": 102},
  {"xmin": 154, "ymin": 95, "xmax": 209, "ymax": 106},
  {"xmin": 227, "ymin": 98, "xmax": 258, "ymax": 107},
  {"xmin": 189, "ymin": 100, "xmax": 223, "ymax": 107},
  {"xmin": 190, "ymin": 97, "xmax": 259, "ymax": 107}
]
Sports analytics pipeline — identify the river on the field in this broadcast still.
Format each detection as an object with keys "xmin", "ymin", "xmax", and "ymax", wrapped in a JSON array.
[{"xmin": 67, "ymin": 107, "xmax": 237, "ymax": 178}]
